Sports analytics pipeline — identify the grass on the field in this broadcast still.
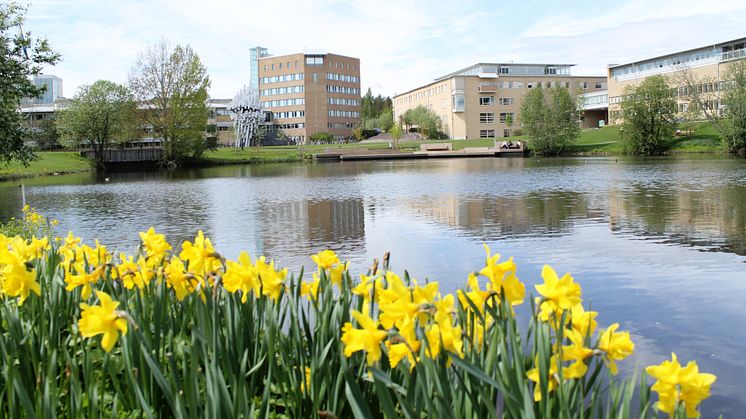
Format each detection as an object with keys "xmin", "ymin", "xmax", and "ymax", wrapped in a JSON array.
[
  {"xmin": 0, "ymin": 122, "xmax": 730, "ymax": 183},
  {"xmin": 0, "ymin": 152, "xmax": 92, "ymax": 180}
]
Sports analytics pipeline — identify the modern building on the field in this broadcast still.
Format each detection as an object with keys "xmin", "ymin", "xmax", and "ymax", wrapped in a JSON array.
[
  {"xmin": 31, "ymin": 74, "xmax": 63, "ymax": 104},
  {"xmin": 258, "ymin": 51, "xmax": 361, "ymax": 143},
  {"xmin": 607, "ymin": 37, "xmax": 746, "ymax": 123},
  {"xmin": 393, "ymin": 64, "xmax": 607, "ymax": 139},
  {"xmin": 249, "ymin": 46, "xmax": 270, "ymax": 91}
]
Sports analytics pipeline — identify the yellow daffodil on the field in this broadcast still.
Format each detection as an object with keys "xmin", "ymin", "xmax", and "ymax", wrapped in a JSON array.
[
  {"xmin": 527, "ymin": 355, "xmax": 560, "ymax": 401},
  {"xmin": 328, "ymin": 261, "xmax": 349, "ymax": 287},
  {"xmin": 352, "ymin": 274, "xmax": 378, "ymax": 302},
  {"xmin": 179, "ymin": 231, "xmax": 221, "ymax": 275},
  {"xmin": 645, "ymin": 353, "xmax": 716, "ymax": 418},
  {"xmin": 569, "ymin": 303, "xmax": 598, "ymax": 337},
  {"xmin": 78, "ymin": 291, "xmax": 128, "ymax": 352},
  {"xmin": 423, "ymin": 321, "xmax": 464, "ymax": 360},
  {"xmin": 0, "ymin": 249, "xmax": 41, "ymax": 305},
  {"xmin": 341, "ymin": 310, "xmax": 387, "ymax": 366},
  {"xmin": 597, "ymin": 323, "xmax": 634, "ymax": 375},
  {"xmin": 224, "ymin": 251, "xmax": 260, "ymax": 302},
  {"xmin": 536, "ymin": 265, "xmax": 582, "ymax": 322},
  {"xmin": 139, "ymin": 227, "xmax": 172, "ymax": 260},
  {"xmin": 561, "ymin": 329, "xmax": 594, "ymax": 379},
  {"xmin": 301, "ymin": 273, "xmax": 321, "ymax": 302},
  {"xmin": 386, "ymin": 318, "xmax": 420, "ymax": 369},
  {"xmin": 254, "ymin": 256, "xmax": 287, "ymax": 301},
  {"xmin": 164, "ymin": 258, "xmax": 198, "ymax": 301},
  {"xmin": 311, "ymin": 249, "xmax": 340, "ymax": 270}
]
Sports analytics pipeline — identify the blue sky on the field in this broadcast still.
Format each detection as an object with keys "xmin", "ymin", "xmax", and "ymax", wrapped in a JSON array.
[{"xmin": 25, "ymin": 0, "xmax": 746, "ymax": 99}]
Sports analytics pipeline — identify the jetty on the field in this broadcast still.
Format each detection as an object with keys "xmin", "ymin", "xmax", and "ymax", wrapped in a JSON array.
[{"xmin": 314, "ymin": 142, "xmax": 525, "ymax": 162}]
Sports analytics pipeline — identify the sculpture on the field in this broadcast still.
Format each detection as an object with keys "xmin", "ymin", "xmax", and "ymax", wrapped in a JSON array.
[{"xmin": 230, "ymin": 85, "xmax": 264, "ymax": 148}]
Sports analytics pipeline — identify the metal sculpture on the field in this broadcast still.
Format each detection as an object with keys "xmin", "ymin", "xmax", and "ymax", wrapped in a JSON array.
[{"xmin": 230, "ymin": 85, "xmax": 264, "ymax": 148}]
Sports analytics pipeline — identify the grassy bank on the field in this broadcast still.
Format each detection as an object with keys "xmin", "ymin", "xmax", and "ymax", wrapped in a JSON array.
[
  {"xmin": 0, "ymin": 152, "xmax": 92, "ymax": 181},
  {"xmin": 568, "ymin": 121, "xmax": 724, "ymax": 154}
]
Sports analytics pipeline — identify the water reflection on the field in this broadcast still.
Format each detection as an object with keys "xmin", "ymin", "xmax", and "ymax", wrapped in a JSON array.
[{"xmin": 1, "ymin": 156, "xmax": 746, "ymax": 415}]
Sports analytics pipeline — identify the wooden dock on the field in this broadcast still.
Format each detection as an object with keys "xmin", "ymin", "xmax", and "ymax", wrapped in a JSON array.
[{"xmin": 314, "ymin": 144, "xmax": 525, "ymax": 162}]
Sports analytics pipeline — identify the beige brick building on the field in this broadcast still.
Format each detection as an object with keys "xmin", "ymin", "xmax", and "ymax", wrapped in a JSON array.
[
  {"xmin": 393, "ymin": 64, "xmax": 606, "ymax": 139},
  {"xmin": 258, "ymin": 51, "xmax": 361, "ymax": 143},
  {"xmin": 607, "ymin": 37, "xmax": 746, "ymax": 123}
]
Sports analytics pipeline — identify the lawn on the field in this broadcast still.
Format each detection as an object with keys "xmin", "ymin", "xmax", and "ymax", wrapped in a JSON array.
[{"xmin": 0, "ymin": 152, "xmax": 92, "ymax": 180}]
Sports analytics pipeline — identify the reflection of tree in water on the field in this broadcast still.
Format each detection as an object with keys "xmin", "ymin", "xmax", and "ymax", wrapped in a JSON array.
[
  {"xmin": 610, "ymin": 184, "xmax": 746, "ymax": 256},
  {"xmin": 405, "ymin": 191, "xmax": 594, "ymax": 240}
]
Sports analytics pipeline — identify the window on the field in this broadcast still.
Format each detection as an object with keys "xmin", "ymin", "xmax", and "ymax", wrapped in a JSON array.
[
  {"xmin": 499, "ymin": 67, "xmax": 509, "ymax": 74},
  {"xmin": 263, "ymin": 65, "xmax": 267, "ymax": 71},
  {"xmin": 305, "ymin": 56, "xmax": 324, "ymax": 65},
  {"xmin": 479, "ymin": 96, "xmax": 494, "ymax": 105},
  {"xmin": 452, "ymin": 94, "xmax": 464, "ymax": 111},
  {"xmin": 479, "ymin": 113, "xmax": 495, "ymax": 123},
  {"xmin": 271, "ymin": 64, "xmax": 274, "ymax": 70},
  {"xmin": 499, "ymin": 112, "xmax": 514, "ymax": 123},
  {"xmin": 503, "ymin": 129, "xmax": 511, "ymax": 137},
  {"xmin": 498, "ymin": 97, "xmax": 513, "ymax": 105},
  {"xmin": 545, "ymin": 67, "xmax": 557, "ymax": 75},
  {"xmin": 480, "ymin": 129, "xmax": 495, "ymax": 138},
  {"xmin": 583, "ymin": 82, "xmax": 589, "ymax": 89}
]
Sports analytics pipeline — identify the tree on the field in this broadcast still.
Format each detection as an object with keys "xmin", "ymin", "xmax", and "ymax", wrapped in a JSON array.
[
  {"xmin": 0, "ymin": 2, "xmax": 60, "ymax": 164},
  {"xmin": 678, "ymin": 60, "xmax": 746, "ymax": 154},
  {"xmin": 520, "ymin": 86, "xmax": 581, "ymax": 155},
  {"xmin": 390, "ymin": 122, "xmax": 403, "ymax": 150},
  {"xmin": 128, "ymin": 40, "xmax": 210, "ymax": 165},
  {"xmin": 401, "ymin": 105, "xmax": 443, "ymax": 139},
  {"xmin": 620, "ymin": 75, "xmax": 677, "ymax": 155},
  {"xmin": 56, "ymin": 80, "xmax": 137, "ymax": 169}
]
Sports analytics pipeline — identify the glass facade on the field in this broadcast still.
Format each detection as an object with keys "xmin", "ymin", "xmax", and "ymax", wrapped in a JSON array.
[{"xmin": 249, "ymin": 47, "xmax": 270, "ymax": 90}]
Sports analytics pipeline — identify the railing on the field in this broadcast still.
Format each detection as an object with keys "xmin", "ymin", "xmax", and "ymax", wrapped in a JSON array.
[{"xmin": 721, "ymin": 49, "xmax": 746, "ymax": 62}]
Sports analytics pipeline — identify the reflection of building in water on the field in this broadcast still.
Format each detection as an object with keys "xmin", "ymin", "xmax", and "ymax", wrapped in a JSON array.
[
  {"xmin": 259, "ymin": 199, "xmax": 365, "ymax": 257},
  {"xmin": 308, "ymin": 199, "xmax": 365, "ymax": 245},
  {"xmin": 608, "ymin": 186, "xmax": 746, "ymax": 255},
  {"xmin": 405, "ymin": 193, "xmax": 595, "ymax": 239}
]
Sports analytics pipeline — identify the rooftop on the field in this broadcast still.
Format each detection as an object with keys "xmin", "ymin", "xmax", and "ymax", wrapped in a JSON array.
[{"xmin": 608, "ymin": 36, "xmax": 746, "ymax": 69}]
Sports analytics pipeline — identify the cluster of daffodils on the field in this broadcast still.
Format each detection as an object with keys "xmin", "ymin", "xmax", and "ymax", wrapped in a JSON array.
[
  {"xmin": 0, "ymin": 223, "xmax": 717, "ymax": 416},
  {"xmin": 646, "ymin": 353, "xmax": 717, "ymax": 418}
]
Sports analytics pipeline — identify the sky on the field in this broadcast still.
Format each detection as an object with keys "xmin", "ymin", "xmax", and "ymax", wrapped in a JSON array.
[{"xmin": 23, "ymin": 0, "xmax": 746, "ymax": 99}]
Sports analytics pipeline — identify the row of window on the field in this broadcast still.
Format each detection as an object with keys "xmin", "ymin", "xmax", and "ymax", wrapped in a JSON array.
[
  {"xmin": 479, "ymin": 112, "xmax": 515, "ymax": 123},
  {"xmin": 328, "ymin": 110, "xmax": 360, "ymax": 118},
  {"xmin": 260, "ymin": 73, "xmax": 304, "ymax": 85},
  {"xmin": 264, "ymin": 61, "xmax": 300, "ymax": 72},
  {"xmin": 478, "ymin": 97, "xmax": 515, "ymax": 106},
  {"xmin": 262, "ymin": 98, "xmax": 305, "ymax": 108},
  {"xmin": 328, "ymin": 122, "xmax": 356, "ymax": 129},
  {"xmin": 326, "ymin": 73, "xmax": 359, "ymax": 83},
  {"xmin": 273, "ymin": 111, "xmax": 305, "ymax": 119},
  {"xmin": 610, "ymin": 80, "xmax": 736, "ymax": 105},
  {"xmin": 275, "ymin": 123, "xmax": 305, "ymax": 129},
  {"xmin": 261, "ymin": 85, "xmax": 304, "ymax": 96},
  {"xmin": 326, "ymin": 85, "xmax": 360, "ymax": 95},
  {"xmin": 479, "ymin": 129, "xmax": 512, "ymax": 138},
  {"xmin": 328, "ymin": 97, "xmax": 360, "ymax": 106}
]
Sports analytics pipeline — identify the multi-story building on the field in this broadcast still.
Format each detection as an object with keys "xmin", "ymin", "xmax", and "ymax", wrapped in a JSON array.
[
  {"xmin": 30, "ymin": 74, "xmax": 63, "ymax": 104},
  {"xmin": 607, "ymin": 37, "xmax": 746, "ymax": 123},
  {"xmin": 258, "ymin": 51, "xmax": 361, "ymax": 143},
  {"xmin": 249, "ymin": 47, "xmax": 270, "ymax": 91},
  {"xmin": 393, "ymin": 64, "xmax": 606, "ymax": 139}
]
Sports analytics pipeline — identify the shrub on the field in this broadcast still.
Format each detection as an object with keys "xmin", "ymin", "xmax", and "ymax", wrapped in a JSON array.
[{"xmin": 310, "ymin": 132, "xmax": 335, "ymax": 143}]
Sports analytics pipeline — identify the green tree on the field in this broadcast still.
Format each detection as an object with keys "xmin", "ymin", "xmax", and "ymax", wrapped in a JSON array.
[
  {"xmin": 0, "ymin": 2, "xmax": 60, "ymax": 165},
  {"xmin": 128, "ymin": 40, "xmax": 210, "ymax": 165},
  {"xmin": 520, "ymin": 86, "xmax": 580, "ymax": 155},
  {"xmin": 620, "ymin": 75, "xmax": 677, "ymax": 155},
  {"xmin": 401, "ymin": 105, "xmax": 443, "ymax": 139},
  {"xmin": 721, "ymin": 60, "xmax": 746, "ymax": 154},
  {"xmin": 390, "ymin": 122, "xmax": 403, "ymax": 150},
  {"xmin": 56, "ymin": 80, "xmax": 137, "ymax": 170}
]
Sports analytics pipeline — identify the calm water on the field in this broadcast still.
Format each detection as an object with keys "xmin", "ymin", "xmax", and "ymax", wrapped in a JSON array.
[{"xmin": 1, "ymin": 156, "xmax": 745, "ymax": 417}]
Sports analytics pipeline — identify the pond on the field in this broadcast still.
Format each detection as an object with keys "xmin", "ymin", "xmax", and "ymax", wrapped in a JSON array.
[{"xmin": 1, "ymin": 155, "xmax": 745, "ymax": 416}]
